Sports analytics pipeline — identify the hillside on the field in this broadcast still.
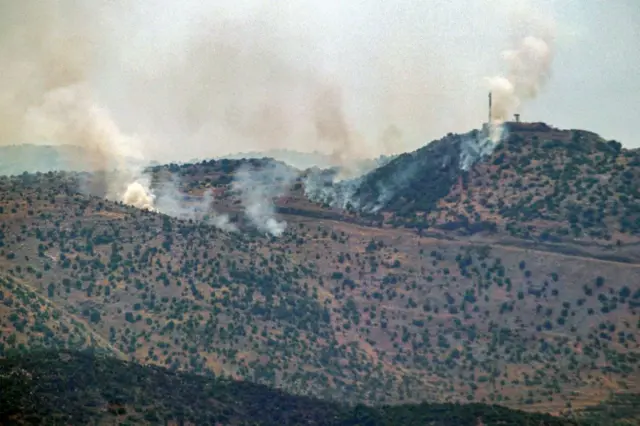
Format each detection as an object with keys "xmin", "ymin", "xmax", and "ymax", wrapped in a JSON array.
[
  {"xmin": 348, "ymin": 123, "xmax": 640, "ymax": 245},
  {"xmin": 152, "ymin": 124, "xmax": 640, "ymax": 261},
  {"xmin": 0, "ymin": 349, "xmax": 583, "ymax": 426},
  {"xmin": 0, "ymin": 123, "xmax": 639, "ymax": 420}
]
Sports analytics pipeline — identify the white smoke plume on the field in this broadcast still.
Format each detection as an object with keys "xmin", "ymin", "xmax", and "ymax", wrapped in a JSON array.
[
  {"xmin": 154, "ymin": 176, "xmax": 237, "ymax": 232},
  {"xmin": 1, "ymin": 0, "xmax": 565, "ymax": 227},
  {"xmin": 0, "ymin": 2, "xmax": 155, "ymax": 210},
  {"xmin": 460, "ymin": 132, "xmax": 501, "ymax": 171},
  {"xmin": 122, "ymin": 181, "xmax": 156, "ymax": 211},
  {"xmin": 303, "ymin": 169, "xmax": 363, "ymax": 211},
  {"xmin": 302, "ymin": 154, "xmax": 394, "ymax": 210},
  {"xmin": 2, "ymin": 1, "xmax": 521, "ymax": 167},
  {"xmin": 232, "ymin": 162, "xmax": 297, "ymax": 236},
  {"xmin": 23, "ymin": 82, "xmax": 157, "ymax": 210},
  {"xmin": 487, "ymin": 4, "xmax": 556, "ymax": 128}
]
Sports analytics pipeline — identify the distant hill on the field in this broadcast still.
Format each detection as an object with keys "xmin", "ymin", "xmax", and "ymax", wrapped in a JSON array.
[
  {"xmin": 0, "ymin": 145, "xmax": 86, "ymax": 176},
  {"xmin": 219, "ymin": 148, "xmax": 396, "ymax": 173},
  {"xmin": 0, "ymin": 349, "xmax": 582, "ymax": 425},
  {"xmin": 219, "ymin": 149, "xmax": 339, "ymax": 170},
  {"xmin": 0, "ymin": 144, "xmax": 147, "ymax": 176},
  {"xmin": 0, "ymin": 144, "xmax": 397, "ymax": 182}
]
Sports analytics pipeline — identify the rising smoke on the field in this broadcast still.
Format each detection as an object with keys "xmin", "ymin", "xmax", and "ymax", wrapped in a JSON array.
[
  {"xmin": 487, "ymin": 2, "xmax": 556, "ymax": 126},
  {"xmin": 154, "ymin": 177, "xmax": 237, "ymax": 232},
  {"xmin": 0, "ymin": 0, "xmax": 559, "ymax": 232},
  {"xmin": 232, "ymin": 161, "xmax": 298, "ymax": 236},
  {"xmin": 0, "ymin": 2, "xmax": 156, "ymax": 210},
  {"xmin": 306, "ymin": 0, "xmax": 558, "ymax": 210},
  {"xmin": 1, "ymin": 1, "xmax": 508, "ymax": 160}
]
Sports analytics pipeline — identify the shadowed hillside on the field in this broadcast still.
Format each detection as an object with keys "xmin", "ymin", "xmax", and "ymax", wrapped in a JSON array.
[{"xmin": 0, "ymin": 349, "xmax": 583, "ymax": 425}]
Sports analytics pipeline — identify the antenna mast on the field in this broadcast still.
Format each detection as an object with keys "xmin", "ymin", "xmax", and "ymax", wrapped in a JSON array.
[{"xmin": 488, "ymin": 92, "xmax": 492, "ymax": 124}]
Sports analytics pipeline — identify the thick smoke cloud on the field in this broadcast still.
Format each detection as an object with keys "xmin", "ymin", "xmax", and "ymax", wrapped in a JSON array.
[
  {"xmin": 487, "ymin": 1, "xmax": 556, "ymax": 124},
  {"xmin": 487, "ymin": 36, "xmax": 554, "ymax": 122},
  {"xmin": 0, "ymin": 0, "xmax": 567, "ymax": 230},
  {"xmin": 0, "ymin": 1, "xmax": 155, "ymax": 209},
  {"xmin": 0, "ymin": 1, "xmax": 522, "ymax": 163},
  {"xmin": 232, "ymin": 162, "xmax": 297, "ymax": 236},
  {"xmin": 154, "ymin": 177, "xmax": 237, "ymax": 232},
  {"xmin": 0, "ymin": 1, "xmax": 563, "ymax": 162}
]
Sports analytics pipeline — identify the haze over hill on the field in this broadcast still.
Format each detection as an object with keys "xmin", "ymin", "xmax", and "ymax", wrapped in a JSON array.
[
  {"xmin": 220, "ymin": 149, "xmax": 396, "ymax": 173},
  {"xmin": 2, "ymin": 1, "xmax": 640, "ymax": 424},
  {"xmin": 0, "ymin": 144, "xmax": 149, "ymax": 177},
  {"xmin": 1, "ymin": 121, "xmax": 640, "ymax": 424},
  {"xmin": 6, "ymin": 0, "xmax": 638, "ymax": 216}
]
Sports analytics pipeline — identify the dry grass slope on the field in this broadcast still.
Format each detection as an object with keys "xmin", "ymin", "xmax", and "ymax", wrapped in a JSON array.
[{"xmin": 0, "ymin": 124, "xmax": 639, "ymax": 421}]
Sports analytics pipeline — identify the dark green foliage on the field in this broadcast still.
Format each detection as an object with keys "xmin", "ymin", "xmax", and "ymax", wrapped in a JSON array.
[
  {"xmin": 578, "ymin": 393, "xmax": 640, "ymax": 425},
  {"xmin": 0, "ymin": 349, "xmax": 581, "ymax": 426},
  {"xmin": 89, "ymin": 310, "xmax": 101, "ymax": 324},
  {"xmin": 352, "ymin": 132, "xmax": 478, "ymax": 215}
]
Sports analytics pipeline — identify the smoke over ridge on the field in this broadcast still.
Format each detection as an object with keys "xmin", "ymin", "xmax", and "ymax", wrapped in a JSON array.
[
  {"xmin": 488, "ymin": 3, "xmax": 556, "ymax": 125},
  {"xmin": 0, "ymin": 0, "xmax": 560, "ymax": 233},
  {"xmin": 232, "ymin": 162, "xmax": 297, "ymax": 236}
]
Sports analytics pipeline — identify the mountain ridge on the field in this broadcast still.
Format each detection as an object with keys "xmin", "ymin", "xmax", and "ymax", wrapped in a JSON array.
[{"xmin": 1, "ymin": 122, "xmax": 639, "ymax": 420}]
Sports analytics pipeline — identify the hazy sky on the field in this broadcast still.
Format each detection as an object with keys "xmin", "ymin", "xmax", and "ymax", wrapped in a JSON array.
[
  {"xmin": 523, "ymin": 0, "xmax": 640, "ymax": 146},
  {"xmin": 1, "ymin": 0, "xmax": 639, "ymax": 163}
]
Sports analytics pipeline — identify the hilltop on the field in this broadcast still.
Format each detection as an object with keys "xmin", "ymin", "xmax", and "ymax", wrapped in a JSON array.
[
  {"xmin": 348, "ymin": 123, "xmax": 639, "ymax": 243},
  {"xmin": 0, "ymin": 123, "xmax": 639, "ymax": 421},
  {"xmin": 155, "ymin": 122, "xmax": 640, "ymax": 261}
]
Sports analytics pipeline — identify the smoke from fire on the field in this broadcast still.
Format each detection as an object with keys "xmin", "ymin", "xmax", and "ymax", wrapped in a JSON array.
[
  {"xmin": 487, "ymin": 2, "xmax": 556, "ymax": 127},
  {"xmin": 0, "ymin": 2, "xmax": 155, "ymax": 210},
  {"xmin": 0, "ymin": 0, "xmax": 559, "ymax": 233}
]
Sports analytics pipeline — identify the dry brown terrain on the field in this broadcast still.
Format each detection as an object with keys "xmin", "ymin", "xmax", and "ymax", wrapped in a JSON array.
[{"xmin": 1, "ymin": 124, "xmax": 640, "ymax": 418}]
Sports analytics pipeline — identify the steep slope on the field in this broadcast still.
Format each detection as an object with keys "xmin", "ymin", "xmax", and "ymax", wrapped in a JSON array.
[
  {"xmin": 0, "ymin": 273, "xmax": 124, "ymax": 359},
  {"xmin": 0, "ymin": 167, "xmax": 639, "ymax": 415},
  {"xmin": 354, "ymin": 123, "xmax": 640, "ymax": 246},
  {"xmin": 0, "ymin": 349, "xmax": 581, "ymax": 426},
  {"xmin": 350, "ymin": 129, "xmax": 493, "ymax": 214},
  {"xmin": 433, "ymin": 124, "xmax": 637, "ymax": 241}
]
